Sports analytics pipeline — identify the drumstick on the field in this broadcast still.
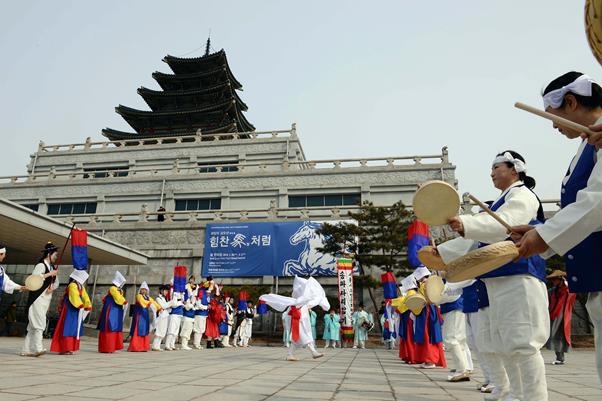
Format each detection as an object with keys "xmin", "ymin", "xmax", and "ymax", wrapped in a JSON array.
[
  {"xmin": 514, "ymin": 102, "xmax": 596, "ymax": 137},
  {"xmin": 467, "ymin": 193, "xmax": 514, "ymax": 233}
]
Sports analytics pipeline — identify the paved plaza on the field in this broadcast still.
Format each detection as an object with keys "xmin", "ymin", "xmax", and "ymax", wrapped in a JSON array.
[{"xmin": 0, "ymin": 337, "xmax": 600, "ymax": 401}]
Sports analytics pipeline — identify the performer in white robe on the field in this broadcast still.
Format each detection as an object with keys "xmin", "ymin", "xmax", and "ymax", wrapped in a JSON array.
[
  {"xmin": 151, "ymin": 285, "xmax": 171, "ymax": 351},
  {"xmin": 221, "ymin": 296, "xmax": 235, "ymax": 347},
  {"xmin": 352, "ymin": 305, "xmax": 372, "ymax": 349},
  {"xmin": 239, "ymin": 301, "xmax": 256, "ymax": 347},
  {"xmin": 260, "ymin": 276, "xmax": 329, "ymax": 361},
  {"xmin": 164, "ymin": 284, "xmax": 184, "ymax": 351},
  {"xmin": 0, "ymin": 245, "xmax": 25, "ymax": 294},
  {"xmin": 179, "ymin": 277, "xmax": 198, "ymax": 350},
  {"xmin": 21, "ymin": 242, "xmax": 60, "ymax": 357},
  {"xmin": 514, "ymin": 72, "xmax": 602, "ymax": 384},
  {"xmin": 438, "ymin": 151, "xmax": 549, "ymax": 401},
  {"xmin": 439, "ymin": 280, "xmax": 473, "ymax": 382}
]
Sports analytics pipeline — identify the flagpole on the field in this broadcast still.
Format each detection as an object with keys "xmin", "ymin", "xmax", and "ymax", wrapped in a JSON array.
[{"xmin": 51, "ymin": 223, "xmax": 76, "ymax": 285}]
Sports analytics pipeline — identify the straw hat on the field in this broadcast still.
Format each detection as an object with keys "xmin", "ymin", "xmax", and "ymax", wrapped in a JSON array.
[{"xmin": 546, "ymin": 270, "xmax": 567, "ymax": 279}]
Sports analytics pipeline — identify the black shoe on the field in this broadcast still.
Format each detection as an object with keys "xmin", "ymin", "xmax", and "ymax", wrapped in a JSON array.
[
  {"xmin": 216, "ymin": 340, "xmax": 225, "ymax": 348},
  {"xmin": 206, "ymin": 341, "xmax": 214, "ymax": 349}
]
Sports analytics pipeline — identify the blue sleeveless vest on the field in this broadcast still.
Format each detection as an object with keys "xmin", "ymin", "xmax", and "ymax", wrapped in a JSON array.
[
  {"xmin": 478, "ymin": 185, "xmax": 546, "ymax": 282},
  {"xmin": 560, "ymin": 142, "xmax": 602, "ymax": 293},
  {"xmin": 0, "ymin": 266, "xmax": 5, "ymax": 293},
  {"xmin": 439, "ymin": 296, "xmax": 463, "ymax": 314},
  {"xmin": 461, "ymin": 279, "xmax": 489, "ymax": 313}
]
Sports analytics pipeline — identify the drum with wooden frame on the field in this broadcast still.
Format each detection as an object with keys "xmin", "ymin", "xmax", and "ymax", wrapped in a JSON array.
[
  {"xmin": 412, "ymin": 180, "xmax": 461, "ymax": 226},
  {"xmin": 24, "ymin": 274, "xmax": 44, "ymax": 291},
  {"xmin": 445, "ymin": 241, "xmax": 519, "ymax": 283},
  {"xmin": 417, "ymin": 246, "xmax": 447, "ymax": 270},
  {"xmin": 405, "ymin": 290, "xmax": 427, "ymax": 315},
  {"xmin": 424, "ymin": 275, "xmax": 445, "ymax": 305}
]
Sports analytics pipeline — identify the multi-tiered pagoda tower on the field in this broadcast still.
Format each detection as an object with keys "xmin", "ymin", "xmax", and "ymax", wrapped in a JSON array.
[{"xmin": 102, "ymin": 42, "xmax": 254, "ymax": 140}]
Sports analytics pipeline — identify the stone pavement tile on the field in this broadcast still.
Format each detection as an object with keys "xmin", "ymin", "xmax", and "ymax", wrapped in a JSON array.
[
  {"xmin": 397, "ymin": 395, "xmax": 461, "ymax": 401},
  {"xmin": 333, "ymin": 390, "xmax": 395, "ymax": 400},
  {"xmin": 284, "ymin": 382, "xmax": 339, "ymax": 392},
  {"xmin": 30, "ymin": 396, "xmax": 109, "ymax": 401},
  {"xmin": 0, "ymin": 375, "xmax": 59, "ymax": 389},
  {"xmin": 6, "ymin": 383, "xmax": 91, "ymax": 396},
  {"xmin": 0, "ymin": 393, "xmax": 40, "ymax": 401},
  {"xmin": 194, "ymin": 390, "xmax": 267, "ymax": 401},
  {"xmin": 338, "ymin": 383, "xmax": 392, "ymax": 392},
  {"xmin": 296, "ymin": 376, "xmax": 342, "ymax": 384},
  {"xmin": 265, "ymin": 397, "xmax": 330, "ymax": 401},
  {"xmin": 273, "ymin": 389, "xmax": 335, "ymax": 399},
  {"xmin": 124, "ymin": 385, "xmax": 223, "ymax": 401},
  {"xmin": 393, "ymin": 385, "xmax": 449, "ymax": 396},
  {"xmin": 65, "ymin": 383, "xmax": 146, "ymax": 399}
]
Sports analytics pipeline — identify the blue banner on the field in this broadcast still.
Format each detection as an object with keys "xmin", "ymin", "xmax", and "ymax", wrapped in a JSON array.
[{"xmin": 202, "ymin": 221, "xmax": 343, "ymax": 277}]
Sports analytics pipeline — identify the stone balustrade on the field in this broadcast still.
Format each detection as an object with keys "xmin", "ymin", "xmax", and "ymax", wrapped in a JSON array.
[
  {"xmin": 36, "ymin": 127, "xmax": 296, "ymax": 154},
  {"xmin": 54, "ymin": 205, "xmax": 363, "ymax": 225},
  {"xmin": 0, "ymin": 149, "xmax": 452, "ymax": 185}
]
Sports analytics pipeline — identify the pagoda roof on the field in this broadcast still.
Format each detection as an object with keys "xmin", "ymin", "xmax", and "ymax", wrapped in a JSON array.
[
  {"xmin": 152, "ymin": 67, "xmax": 243, "ymax": 91},
  {"xmin": 162, "ymin": 49, "xmax": 242, "ymax": 88},
  {"xmin": 138, "ymin": 82, "xmax": 248, "ymax": 112},
  {"xmin": 116, "ymin": 100, "xmax": 255, "ymax": 133},
  {"xmin": 101, "ymin": 123, "xmax": 238, "ymax": 141}
]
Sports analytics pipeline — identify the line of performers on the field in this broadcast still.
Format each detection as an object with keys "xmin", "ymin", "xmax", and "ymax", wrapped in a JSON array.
[
  {"xmin": 0, "ymin": 250, "xmax": 259, "ymax": 355},
  {"xmin": 93, "ymin": 272, "xmax": 257, "ymax": 353}
]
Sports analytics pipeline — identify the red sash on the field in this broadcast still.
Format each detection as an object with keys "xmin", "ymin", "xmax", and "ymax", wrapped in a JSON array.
[{"xmin": 289, "ymin": 306, "xmax": 301, "ymax": 342}]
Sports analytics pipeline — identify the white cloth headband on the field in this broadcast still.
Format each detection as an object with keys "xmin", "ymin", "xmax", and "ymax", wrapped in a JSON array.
[
  {"xmin": 0, "ymin": 248, "xmax": 6, "ymax": 253},
  {"xmin": 492, "ymin": 152, "xmax": 526, "ymax": 173},
  {"xmin": 543, "ymin": 74, "xmax": 597, "ymax": 109}
]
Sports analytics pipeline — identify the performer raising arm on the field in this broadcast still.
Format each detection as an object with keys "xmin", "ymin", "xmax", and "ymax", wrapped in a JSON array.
[
  {"xmin": 514, "ymin": 71, "xmax": 602, "ymax": 383},
  {"xmin": 440, "ymin": 150, "xmax": 549, "ymax": 401}
]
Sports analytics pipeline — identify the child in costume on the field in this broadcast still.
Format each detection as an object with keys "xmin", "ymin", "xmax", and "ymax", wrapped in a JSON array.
[
  {"xmin": 128, "ymin": 281, "xmax": 158, "ymax": 352},
  {"xmin": 97, "ymin": 271, "xmax": 127, "ymax": 353},
  {"xmin": 50, "ymin": 269, "xmax": 91, "ymax": 355}
]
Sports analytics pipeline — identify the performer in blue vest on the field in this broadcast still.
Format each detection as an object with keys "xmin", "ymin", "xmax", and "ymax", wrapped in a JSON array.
[
  {"xmin": 438, "ymin": 150, "xmax": 549, "ymax": 401},
  {"xmin": 0, "ymin": 244, "xmax": 25, "ymax": 294},
  {"xmin": 514, "ymin": 71, "xmax": 602, "ymax": 384},
  {"xmin": 193, "ymin": 285, "xmax": 210, "ymax": 349}
]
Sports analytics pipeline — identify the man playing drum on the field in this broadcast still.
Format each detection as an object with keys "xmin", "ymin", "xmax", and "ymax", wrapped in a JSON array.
[
  {"xmin": 514, "ymin": 72, "xmax": 602, "ymax": 384},
  {"xmin": 437, "ymin": 150, "xmax": 549, "ymax": 401}
]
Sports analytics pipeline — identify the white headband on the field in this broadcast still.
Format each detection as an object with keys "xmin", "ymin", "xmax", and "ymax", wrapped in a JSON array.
[
  {"xmin": 0, "ymin": 248, "xmax": 6, "ymax": 253},
  {"xmin": 492, "ymin": 152, "xmax": 526, "ymax": 173},
  {"xmin": 543, "ymin": 74, "xmax": 597, "ymax": 109}
]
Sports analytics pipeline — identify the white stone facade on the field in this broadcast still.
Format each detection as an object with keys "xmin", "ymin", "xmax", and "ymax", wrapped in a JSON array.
[{"xmin": 0, "ymin": 126, "xmax": 456, "ymax": 326}]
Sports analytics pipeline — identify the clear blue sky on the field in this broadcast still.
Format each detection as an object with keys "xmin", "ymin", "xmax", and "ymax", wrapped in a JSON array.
[{"xmin": 1, "ymin": 1, "xmax": 599, "ymax": 204}]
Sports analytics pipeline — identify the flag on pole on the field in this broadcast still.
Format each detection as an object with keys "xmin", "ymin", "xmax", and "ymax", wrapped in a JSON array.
[
  {"xmin": 237, "ymin": 291, "xmax": 249, "ymax": 310},
  {"xmin": 257, "ymin": 299, "xmax": 268, "ymax": 314},
  {"xmin": 71, "ymin": 229, "xmax": 88, "ymax": 270},
  {"xmin": 381, "ymin": 271, "xmax": 397, "ymax": 300},
  {"xmin": 173, "ymin": 265, "xmax": 187, "ymax": 292},
  {"xmin": 407, "ymin": 219, "xmax": 430, "ymax": 268}
]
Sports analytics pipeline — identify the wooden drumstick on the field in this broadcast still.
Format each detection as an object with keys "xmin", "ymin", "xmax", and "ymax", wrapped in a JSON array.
[
  {"xmin": 514, "ymin": 102, "xmax": 596, "ymax": 137},
  {"xmin": 467, "ymin": 193, "xmax": 514, "ymax": 233}
]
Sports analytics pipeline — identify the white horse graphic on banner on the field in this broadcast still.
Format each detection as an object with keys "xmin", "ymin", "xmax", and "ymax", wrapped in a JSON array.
[{"xmin": 283, "ymin": 222, "xmax": 337, "ymax": 276}]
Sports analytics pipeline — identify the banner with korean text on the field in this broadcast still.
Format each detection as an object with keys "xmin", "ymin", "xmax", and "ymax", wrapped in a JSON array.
[
  {"xmin": 337, "ymin": 257, "xmax": 355, "ymax": 342},
  {"xmin": 202, "ymin": 221, "xmax": 351, "ymax": 277}
]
